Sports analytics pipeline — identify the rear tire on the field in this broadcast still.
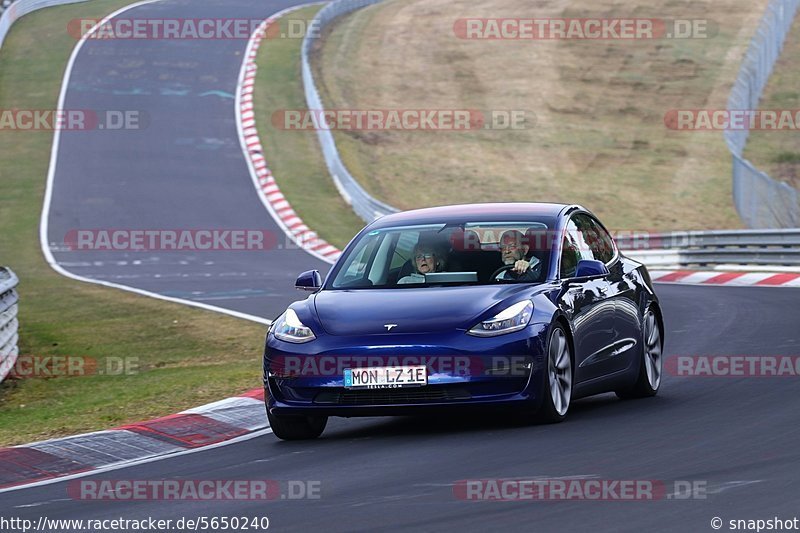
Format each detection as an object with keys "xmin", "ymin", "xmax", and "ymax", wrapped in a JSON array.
[
  {"xmin": 534, "ymin": 324, "xmax": 573, "ymax": 424},
  {"xmin": 266, "ymin": 408, "xmax": 327, "ymax": 440},
  {"xmin": 616, "ymin": 306, "xmax": 663, "ymax": 399}
]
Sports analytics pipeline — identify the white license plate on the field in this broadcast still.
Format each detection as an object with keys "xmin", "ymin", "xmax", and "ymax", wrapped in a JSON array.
[{"xmin": 343, "ymin": 366, "xmax": 427, "ymax": 389}]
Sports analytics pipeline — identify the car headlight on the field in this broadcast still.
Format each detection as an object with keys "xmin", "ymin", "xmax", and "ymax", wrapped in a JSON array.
[
  {"xmin": 468, "ymin": 300, "xmax": 533, "ymax": 337},
  {"xmin": 272, "ymin": 309, "xmax": 316, "ymax": 343}
]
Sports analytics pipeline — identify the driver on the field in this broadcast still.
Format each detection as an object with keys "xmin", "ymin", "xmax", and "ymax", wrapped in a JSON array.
[{"xmin": 496, "ymin": 230, "xmax": 541, "ymax": 282}]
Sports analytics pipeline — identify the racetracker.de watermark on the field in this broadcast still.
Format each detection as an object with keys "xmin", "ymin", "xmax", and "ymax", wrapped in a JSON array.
[
  {"xmin": 68, "ymin": 17, "xmax": 321, "ymax": 40},
  {"xmin": 268, "ymin": 355, "xmax": 534, "ymax": 379},
  {"xmin": 62, "ymin": 229, "xmax": 280, "ymax": 251},
  {"xmin": 453, "ymin": 479, "xmax": 709, "ymax": 500},
  {"xmin": 665, "ymin": 109, "xmax": 800, "ymax": 130},
  {"xmin": 666, "ymin": 356, "xmax": 800, "ymax": 377},
  {"xmin": 271, "ymin": 109, "xmax": 535, "ymax": 131},
  {"xmin": 67, "ymin": 480, "xmax": 321, "ymax": 500},
  {"xmin": 448, "ymin": 228, "xmax": 694, "ymax": 253},
  {"xmin": 453, "ymin": 18, "xmax": 715, "ymax": 40},
  {"xmin": 7, "ymin": 355, "xmax": 140, "ymax": 379},
  {"xmin": 0, "ymin": 109, "xmax": 146, "ymax": 131},
  {"xmin": 453, "ymin": 478, "xmax": 708, "ymax": 501}
]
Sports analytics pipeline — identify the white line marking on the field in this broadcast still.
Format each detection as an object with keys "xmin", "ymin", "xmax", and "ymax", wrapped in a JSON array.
[
  {"xmin": 0, "ymin": 428, "xmax": 273, "ymax": 494},
  {"xmin": 39, "ymin": 0, "xmax": 334, "ymax": 325},
  {"xmin": 13, "ymin": 499, "xmax": 72, "ymax": 508},
  {"xmin": 10, "ymin": 0, "xmax": 358, "ymax": 494}
]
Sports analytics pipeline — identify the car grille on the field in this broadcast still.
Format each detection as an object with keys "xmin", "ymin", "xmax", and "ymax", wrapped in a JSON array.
[{"xmin": 314, "ymin": 387, "xmax": 472, "ymax": 405}]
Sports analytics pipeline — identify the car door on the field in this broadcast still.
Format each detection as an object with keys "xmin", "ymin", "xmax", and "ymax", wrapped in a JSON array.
[
  {"xmin": 573, "ymin": 214, "xmax": 640, "ymax": 377},
  {"xmin": 559, "ymin": 218, "xmax": 616, "ymax": 384}
]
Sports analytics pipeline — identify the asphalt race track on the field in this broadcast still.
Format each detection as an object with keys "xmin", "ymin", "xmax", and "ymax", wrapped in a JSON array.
[
  {"xmin": 19, "ymin": 0, "xmax": 800, "ymax": 531},
  {"xmin": 5, "ymin": 285, "xmax": 800, "ymax": 531},
  {"xmin": 45, "ymin": 0, "xmax": 328, "ymax": 320}
]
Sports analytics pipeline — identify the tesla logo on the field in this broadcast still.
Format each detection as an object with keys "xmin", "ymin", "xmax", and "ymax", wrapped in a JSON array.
[{"xmin": 384, "ymin": 324, "xmax": 397, "ymax": 331}]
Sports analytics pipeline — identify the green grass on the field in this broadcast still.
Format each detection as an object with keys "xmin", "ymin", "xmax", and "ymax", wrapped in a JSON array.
[
  {"xmin": 252, "ymin": 6, "xmax": 364, "ymax": 249},
  {"xmin": 773, "ymin": 152, "xmax": 800, "ymax": 164},
  {"xmin": 0, "ymin": 1, "xmax": 267, "ymax": 446}
]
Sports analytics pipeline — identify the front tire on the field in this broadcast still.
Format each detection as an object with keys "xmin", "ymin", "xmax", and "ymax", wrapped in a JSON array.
[
  {"xmin": 534, "ymin": 324, "xmax": 573, "ymax": 423},
  {"xmin": 616, "ymin": 306, "xmax": 663, "ymax": 399},
  {"xmin": 266, "ymin": 407, "xmax": 327, "ymax": 440}
]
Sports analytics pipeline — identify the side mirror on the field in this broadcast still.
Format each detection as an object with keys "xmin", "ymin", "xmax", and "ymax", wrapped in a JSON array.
[
  {"xmin": 295, "ymin": 270, "xmax": 322, "ymax": 291},
  {"xmin": 574, "ymin": 259, "xmax": 609, "ymax": 279}
]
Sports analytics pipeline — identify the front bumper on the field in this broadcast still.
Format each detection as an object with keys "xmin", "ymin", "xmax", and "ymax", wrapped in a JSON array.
[{"xmin": 264, "ymin": 323, "xmax": 550, "ymax": 417}]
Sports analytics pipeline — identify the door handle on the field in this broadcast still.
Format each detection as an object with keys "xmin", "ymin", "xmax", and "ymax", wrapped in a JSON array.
[{"xmin": 598, "ymin": 286, "xmax": 608, "ymax": 295}]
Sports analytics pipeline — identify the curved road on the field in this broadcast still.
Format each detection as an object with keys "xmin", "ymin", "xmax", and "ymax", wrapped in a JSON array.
[
  {"xmin": 6, "ymin": 285, "xmax": 800, "ymax": 531},
  {"xmin": 19, "ymin": 0, "xmax": 800, "ymax": 531},
  {"xmin": 45, "ymin": 0, "xmax": 327, "ymax": 319}
]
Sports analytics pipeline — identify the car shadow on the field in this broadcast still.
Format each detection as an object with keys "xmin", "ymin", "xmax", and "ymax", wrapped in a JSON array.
[{"xmin": 272, "ymin": 392, "xmax": 678, "ymax": 442}]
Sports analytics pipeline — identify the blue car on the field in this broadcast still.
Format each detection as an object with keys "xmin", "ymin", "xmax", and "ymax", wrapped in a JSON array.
[{"xmin": 263, "ymin": 203, "xmax": 664, "ymax": 440}]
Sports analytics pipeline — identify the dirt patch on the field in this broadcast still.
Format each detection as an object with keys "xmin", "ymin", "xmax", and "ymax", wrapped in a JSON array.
[{"xmin": 313, "ymin": 0, "xmax": 770, "ymax": 230}]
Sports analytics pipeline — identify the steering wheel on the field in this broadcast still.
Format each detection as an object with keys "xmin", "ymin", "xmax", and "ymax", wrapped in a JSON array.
[{"xmin": 490, "ymin": 264, "xmax": 515, "ymax": 281}]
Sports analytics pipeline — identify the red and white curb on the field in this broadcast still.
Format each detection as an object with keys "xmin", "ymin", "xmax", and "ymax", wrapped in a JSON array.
[
  {"xmin": 236, "ymin": 9, "xmax": 341, "ymax": 265},
  {"xmin": 650, "ymin": 270, "xmax": 800, "ymax": 287},
  {"xmin": 1, "ymin": 5, "xmax": 343, "ymax": 495},
  {"xmin": 0, "ymin": 389, "xmax": 266, "ymax": 492}
]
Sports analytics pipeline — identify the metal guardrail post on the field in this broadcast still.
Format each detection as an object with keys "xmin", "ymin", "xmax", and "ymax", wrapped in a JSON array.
[
  {"xmin": 1, "ymin": 0, "xmax": 99, "ymax": 381},
  {"xmin": 0, "ymin": 0, "xmax": 91, "ymax": 51},
  {"xmin": 616, "ymin": 229, "xmax": 800, "ymax": 267},
  {"xmin": 0, "ymin": 267, "xmax": 20, "ymax": 383}
]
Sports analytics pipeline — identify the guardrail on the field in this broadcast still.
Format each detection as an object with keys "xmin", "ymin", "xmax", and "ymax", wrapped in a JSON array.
[
  {"xmin": 617, "ymin": 229, "xmax": 800, "ymax": 267},
  {"xmin": 301, "ymin": 0, "xmax": 397, "ymax": 223},
  {"xmin": 724, "ymin": 0, "xmax": 800, "ymax": 228},
  {"xmin": 1, "ymin": 0, "xmax": 92, "ymax": 382},
  {"xmin": 0, "ymin": 0, "xmax": 90, "ymax": 50},
  {"xmin": 0, "ymin": 268, "xmax": 19, "ymax": 383}
]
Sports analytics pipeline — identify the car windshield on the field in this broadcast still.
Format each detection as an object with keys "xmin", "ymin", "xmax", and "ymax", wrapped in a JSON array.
[{"xmin": 330, "ymin": 220, "xmax": 554, "ymax": 289}]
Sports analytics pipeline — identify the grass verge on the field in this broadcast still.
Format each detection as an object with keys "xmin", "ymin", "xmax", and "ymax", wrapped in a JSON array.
[
  {"xmin": 310, "ymin": 0, "xmax": 771, "ymax": 231},
  {"xmin": 0, "ymin": 1, "xmax": 266, "ymax": 446}
]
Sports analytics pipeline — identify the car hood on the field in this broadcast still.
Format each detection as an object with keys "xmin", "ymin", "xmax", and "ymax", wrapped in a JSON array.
[{"xmin": 312, "ymin": 285, "xmax": 537, "ymax": 336}]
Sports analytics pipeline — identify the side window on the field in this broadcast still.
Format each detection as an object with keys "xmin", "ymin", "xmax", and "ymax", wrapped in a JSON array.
[
  {"xmin": 565, "ymin": 217, "xmax": 595, "ymax": 262},
  {"xmin": 390, "ymin": 232, "xmax": 417, "ymax": 270},
  {"xmin": 588, "ymin": 216, "xmax": 615, "ymax": 263},
  {"xmin": 560, "ymin": 231, "xmax": 581, "ymax": 278},
  {"xmin": 573, "ymin": 214, "xmax": 615, "ymax": 264},
  {"xmin": 340, "ymin": 235, "xmax": 380, "ymax": 282}
]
